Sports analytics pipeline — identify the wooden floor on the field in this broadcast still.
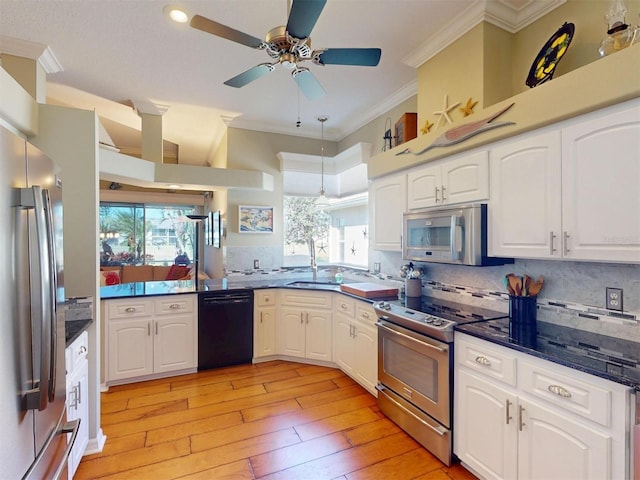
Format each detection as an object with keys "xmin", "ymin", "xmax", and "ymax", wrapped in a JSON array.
[{"xmin": 76, "ymin": 361, "xmax": 478, "ymax": 480}]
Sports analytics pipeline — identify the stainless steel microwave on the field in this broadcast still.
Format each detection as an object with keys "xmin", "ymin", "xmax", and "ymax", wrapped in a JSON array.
[{"xmin": 403, "ymin": 204, "xmax": 513, "ymax": 266}]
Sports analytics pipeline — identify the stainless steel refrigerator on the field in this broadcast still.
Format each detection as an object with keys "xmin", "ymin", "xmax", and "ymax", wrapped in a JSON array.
[{"xmin": 0, "ymin": 125, "xmax": 78, "ymax": 479}]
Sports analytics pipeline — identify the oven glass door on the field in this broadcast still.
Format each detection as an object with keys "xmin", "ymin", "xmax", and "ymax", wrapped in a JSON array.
[
  {"xmin": 377, "ymin": 320, "xmax": 451, "ymax": 427},
  {"xmin": 403, "ymin": 213, "xmax": 462, "ymax": 262}
]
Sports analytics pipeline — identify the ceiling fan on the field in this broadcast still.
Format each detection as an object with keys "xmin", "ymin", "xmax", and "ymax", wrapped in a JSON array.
[{"xmin": 189, "ymin": 0, "xmax": 382, "ymax": 100}]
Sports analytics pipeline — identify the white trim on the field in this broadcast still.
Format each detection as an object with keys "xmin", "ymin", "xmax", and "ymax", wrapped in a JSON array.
[{"xmin": 0, "ymin": 35, "xmax": 63, "ymax": 73}]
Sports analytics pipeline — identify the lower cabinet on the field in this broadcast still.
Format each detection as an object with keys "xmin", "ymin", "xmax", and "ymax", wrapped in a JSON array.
[
  {"xmin": 278, "ymin": 290, "xmax": 333, "ymax": 362},
  {"xmin": 455, "ymin": 332, "xmax": 631, "ymax": 480},
  {"xmin": 105, "ymin": 294, "xmax": 197, "ymax": 385},
  {"xmin": 334, "ymin": 295, "xmax": 378, "ymax": 395},
  {"xmin": 254, "ymin": 290, "xmax": 277, "ymax": 359},
  {"xmin": 65, "ymin": 330, "xmax": 89, "ymax": 480}
]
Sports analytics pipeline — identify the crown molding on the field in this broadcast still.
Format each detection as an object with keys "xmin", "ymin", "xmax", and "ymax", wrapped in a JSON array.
[
  {"xmin": 402, "ymin": 0, "xmax": 566, "ymax": 68},
  {"xmin": 0, "ymin": 35, "xmax": 63, "ymax": 73}
]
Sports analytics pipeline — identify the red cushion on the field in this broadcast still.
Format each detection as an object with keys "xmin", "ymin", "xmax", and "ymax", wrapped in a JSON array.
[{"xmin": 165, "ymin": 265, "xmax": 190, "ymax": 280}]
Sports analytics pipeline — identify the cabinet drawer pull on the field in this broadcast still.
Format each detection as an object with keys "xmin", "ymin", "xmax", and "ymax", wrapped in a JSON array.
[
  {"xmin": 260, "ymin": 312, "xmax": 263, "ymax": 323},
  {"xmin": 435, "ymin": 186, "xmax": 440, "ymax": 203},
  {"xmin": 155, "ymin": 322, "xmax": 158, "ymax": 335},
  {"xmin": 76, "ymin": 381, "xmax": 82, "ymax": 405},
  {"xmin": 125, "ymin": 307, "xmax": 136, "ymax": 313},
  {"xmin": 169, "ymin": 303, "xmax": 180, "ymax": 310},
  {"xmin": 264, "ymin": 296, "xmax": 270, "ymax": 302},
  {"xmin": 300, "ymin": 312, "xmax": 304, "ymax": 324},
  {"xmin": 563, "ymin": 231, "xmax": 570, "ymax": 255},
  {"xmin": 341, "ymin": 303, "xmax": 348, "ymax": 310},
  {"xmin": 475, "ymin": 355, "xmax": 491, "ymax": 366},
  {"xmin": 548, "ymin": 384, "xmax": 572, "ymax": 398},
  {"xmin": 505, "ymin": 399, "xmax": 512, "ymax": 424},
  {"xmin": 361, "ymin": 312, "xmax": 370, "ymax": 319},
  {"xmin": 148, "ymin": 322, "xmax": 151, "ymax": 336},
  {"xmin": 441, "ymin": 185, "xmax": 446, "ymax": 201},
  {"xmin": 519, "ymin": 405, "xmax": 525, "ymax": 431},
  {"xmin": 549, "ymin": 231, "xmax": 557, "ymax": 254}
]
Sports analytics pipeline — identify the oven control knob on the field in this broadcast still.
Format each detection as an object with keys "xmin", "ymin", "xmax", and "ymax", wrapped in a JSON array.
[
  {"xmin": 424, "ymin": 316, "xmax": 434, "ymax": 324},
  {"xmin": 432, "ymin": 319, "xmax": 443, "ymax": 326},
  {"xmin": 377, "ymin": 301, "xmax": 390, "ymax": 310}
]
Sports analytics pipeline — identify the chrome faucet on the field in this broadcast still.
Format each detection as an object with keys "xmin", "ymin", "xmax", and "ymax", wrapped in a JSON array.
[{"xmin": 310, "ymin": 257, "xmax": 317, "ymax": 281}]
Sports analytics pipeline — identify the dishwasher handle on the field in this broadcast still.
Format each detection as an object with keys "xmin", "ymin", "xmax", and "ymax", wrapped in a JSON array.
[{"xmin": 201, "ymin": 293, "xmax": 253, "ymax": 305}]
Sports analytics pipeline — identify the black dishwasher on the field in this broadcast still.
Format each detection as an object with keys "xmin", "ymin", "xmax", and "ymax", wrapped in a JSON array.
[{"xmin": 198, "ymin": 289, "xmax": 254, "ymax": 370}]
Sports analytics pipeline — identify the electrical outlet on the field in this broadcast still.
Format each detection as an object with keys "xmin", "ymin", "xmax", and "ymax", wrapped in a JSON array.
[
  {"xmin": 606, "ymin": 287, "xmax": 623, "ymax": 311},
  {"xmin": 374, "ymin": 262, "xmax": 381, "ymax": 274},
  {"xmin": 253, "ymin": 259, "xmax": 260, "ymax": 269}
]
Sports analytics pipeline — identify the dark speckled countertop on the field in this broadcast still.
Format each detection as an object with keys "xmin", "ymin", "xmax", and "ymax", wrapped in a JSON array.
[
  {"xmin": 455, "ymin": 319, "xmax": 640, "ymax": 391},
  {"xmin": 65, "ymin": 319, "xmax": 93, "ymax": 347}
]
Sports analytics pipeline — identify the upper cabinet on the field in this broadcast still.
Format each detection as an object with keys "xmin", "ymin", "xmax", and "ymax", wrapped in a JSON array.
[
  {"xmin": 407, "ymin": 150, "xmax": 489, "ymax": 209},
  {"xmin": 369, "ymin": 173, "xmax": 406, "ymax": 251},
  {"xmin": 489, "ymin": 99, "xmax": 640, "ymax": 263}
]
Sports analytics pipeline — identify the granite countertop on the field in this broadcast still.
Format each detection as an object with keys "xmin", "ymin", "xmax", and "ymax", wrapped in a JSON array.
[
  {"xmin": 65, "ymin": 318, "xmax": 93, "ymax": 347},
  {"xmin": 99, "ymin": 278, "xmax": 390, "ymax": 300},
  {"xmin": 455, "ymin": 318, "xmax": 640, "ymax": 391}
]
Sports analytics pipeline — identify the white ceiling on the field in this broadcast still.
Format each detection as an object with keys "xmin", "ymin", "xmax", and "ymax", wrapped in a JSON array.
[{"xmin": 0, "ymin": 0, "xmax": 561, "ymax": 166}]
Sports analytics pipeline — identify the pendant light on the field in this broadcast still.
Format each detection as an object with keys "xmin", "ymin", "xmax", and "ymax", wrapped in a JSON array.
[{"xmin": 316, "ymin": 115, "xmax": 330, "ymax": 208}]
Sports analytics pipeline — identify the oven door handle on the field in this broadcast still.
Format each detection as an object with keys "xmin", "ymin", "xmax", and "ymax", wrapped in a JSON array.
[
  {"xmin": 377, "ymin": 385, "xmax": 447, "ymax": 437},
  {"xmin": 376, "ymin": 321, "xmax": 447, "ymax": 353}
]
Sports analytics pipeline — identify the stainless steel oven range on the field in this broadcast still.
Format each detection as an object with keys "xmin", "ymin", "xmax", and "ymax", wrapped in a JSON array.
[{"xmin": 374, "ymin": 296, "xmax": 507, "ymax": 466}]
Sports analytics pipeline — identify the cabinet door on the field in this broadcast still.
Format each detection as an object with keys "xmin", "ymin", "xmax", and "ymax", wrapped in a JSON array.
[
  {"xmin": 154, "ymin": 314, "xmax": 196, "ymax": 374},
  {"xmin": 442, "ymin": 150, "xmax": 489, "ymax": 205},
  {"xmin": 489, "ymin": 130, "xmax": 562, "ymax": 258},
  {"xmin": 561, "ymin": 101, "xmax": 640, "ymax": 263},
  {"xmin": 354, "ymin": 321, "xmax": 377, "ymax": 395},
  {"xmin": 407, "ymin": 164, "xmax": 440, "ymax": 209},
  {"xmin": 334, "ymin": 313, "xmax": 355, "ymax": 375},
  {"xmin": 305, "ymin": 309, "xmax": 332, "ymax": 362},
  {"xmin": 66, "ymin": 359, "xmax": 89, "ymax": 480},
  {"xmin": 455, "ymin": 369, "xmax": 518, "ymax": 480},
  {"xmin": 518, "ymin": 398, "xmax": 612, "ymax": 480},
  {"xmin": 370, "ymin": 174, "xmax": 406, "ymax": 251},
  {"xmin": 255, "ymin": 305, "xmax": 277, "ymax": 358},
  {"xmin": 279, "ymin": 307, "xmax": 306, "ymax": 358},
  {"xmin": 107, "ymin": 319, "xmax": 153, "ymax": 382}
]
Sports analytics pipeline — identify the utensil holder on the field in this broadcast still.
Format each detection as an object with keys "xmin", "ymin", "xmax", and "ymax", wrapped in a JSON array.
[
  {"xmin": 509, "ymin": 295, "xmax": 537, "ymax": 348},
  {"xmin": 405, "ymin": 278, "xmax": 422, "ymax": 298}
]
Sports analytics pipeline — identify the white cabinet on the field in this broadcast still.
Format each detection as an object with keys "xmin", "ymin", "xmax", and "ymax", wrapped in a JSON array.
[
  {"xmin": 489, "ymin": 99, "xmax": 640, "ymax": 263},
  {"xmin": 254, "ymin": 289, "xmax": 277, "ymax": 359},
  {"xmin": 489, "ymin": 129, "xmax": 562, "ymax": 258},
  {"xmin": 455, "ymin": 333, "xmax": 631, "ymax": 480},
  {"xmin": 279, "ymin": 290, "xmax": 332, "ymax": 362},
  {"xmin": 66, "ymin": 330, "xmax": 89, "ymax": 480},
  {"xmin": 333, "ymin": 295, "xmax": 378, "ymax": 395},
  {"xmin": 369, "ymin": 173, "xmax": 406, "ymax": 251},
  {"xmin": 407, "ymin": 150, "xmax": 489, "ymax": 209},
  {"xmin": 105, "ymin": 294, "xmax": 197, "ymax": 385}
]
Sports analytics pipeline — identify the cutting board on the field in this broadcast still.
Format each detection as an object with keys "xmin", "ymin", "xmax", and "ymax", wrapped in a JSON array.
[{"xmin": 340, "ymin": 282, "xmax": 399, "ymax": 299}]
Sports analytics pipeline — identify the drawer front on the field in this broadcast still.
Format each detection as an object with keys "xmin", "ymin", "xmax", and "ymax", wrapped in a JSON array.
[
  {"xmin": 455, "ymin": 334, "xmax": 517, "ymax": 386},
  {"xmin": 66, "ymin": 331, "xmax": 88, "ymax": 374},
  {"xmin": 335, "ymin": 297, "xmax": 356, "ymax": 317},
  {"xmin": 280, "ymin": 290, "xmax": 332, "ymax": 309},
  {"xmin": 256, "ymin": 290, "xmax": 276, "ymax": 307},
  {"xmin": 355, "ymin": 303, "xmax": 376, "ymax": 326},
  {"xmin": 107, "ymin": 299, "xmax": 153, "ymax": 319},
  {"xmin": 154, "ymin": 294, "xmax": 195, "ymax": 315},
  {"xmin": 519, "ymin": 360, "xmax": 612, "ymax": 427}
]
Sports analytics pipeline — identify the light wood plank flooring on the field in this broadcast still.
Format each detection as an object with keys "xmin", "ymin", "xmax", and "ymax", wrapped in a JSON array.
[{"xmin": 76, "ymin": 361, "xmax": 477, "ymax": 480}]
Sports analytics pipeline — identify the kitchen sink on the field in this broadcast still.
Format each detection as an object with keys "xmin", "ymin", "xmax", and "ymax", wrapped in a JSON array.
[{"xmin": 285, "ymin": 281, "xmax": 340, "ymax": 290}]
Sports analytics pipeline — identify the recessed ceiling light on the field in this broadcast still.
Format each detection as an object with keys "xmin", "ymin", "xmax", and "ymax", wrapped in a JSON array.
[{"xmin": 164, "ymin": 5, "xmax": 189, "ymax": 24}]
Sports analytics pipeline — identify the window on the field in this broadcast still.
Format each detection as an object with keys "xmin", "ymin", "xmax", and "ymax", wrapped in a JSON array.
[
  {"xmin": 100, "ymin": 203, "xmax": 198, "ymax": 266},
  {"xmin": 283, "ymin": 194, "xmax": 368, "ymax": 268}
]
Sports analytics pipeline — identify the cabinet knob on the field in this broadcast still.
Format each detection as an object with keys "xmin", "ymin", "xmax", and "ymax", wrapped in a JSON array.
[
  {"xmin": 475, "ymin": 355, "xmax": 491, "ymax": 366},
  {"xmin": 548, "ymin": 384, "xmax": 572, "ymax": 398},
  {"xmin": 341, "ymin": 303, "xmax": 348, "ymax": 310},
  {"xmin": 78, "ymin": 346, "xmax": 87, "ymax": 355},
  {"xmin": 169, "ymin": 303, "xmax": 180, "ymax": 310},
  {"xmin": 361, "ymin": 312, "xmax": 370, "ymax": 319},
  {"xmin": 125, "ymin": 307, "xmax": 136, "ymax": 313}
]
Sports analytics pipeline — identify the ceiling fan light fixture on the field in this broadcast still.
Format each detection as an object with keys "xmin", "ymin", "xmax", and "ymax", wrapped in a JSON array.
[{"xmin": 164, "ymin": 4, "xmax": 189, "ymax": 24}]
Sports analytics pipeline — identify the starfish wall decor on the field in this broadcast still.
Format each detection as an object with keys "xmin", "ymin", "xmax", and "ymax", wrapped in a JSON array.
[
  {"xmin": 460, "ymin": 97, "xmax": 478, "ymax": 117},
  {"xmin": 421, "ymin": 119, "xmax": 434, "ymax": 135},
  {"xmin": 433, "ymin": 95, "xmax": 460, "ymax": 130}
]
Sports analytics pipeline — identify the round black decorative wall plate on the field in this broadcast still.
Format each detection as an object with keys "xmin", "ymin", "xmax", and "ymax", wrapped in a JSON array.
[{"xmin": 526, "ymin": 22, "xmax": 575, "ymax": 88}]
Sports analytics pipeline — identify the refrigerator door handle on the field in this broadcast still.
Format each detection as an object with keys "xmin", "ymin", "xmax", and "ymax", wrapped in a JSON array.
[
  {"xmin": 43, "ymin": 188, "xmax": 58, "ymax": 402},
  {"xmin": 23, "ymin": 418, "xmax": 80, "ymax": 480},
  {"xmin": 17, "ymin": 186, "xmax": 53, "ymax": 411}
]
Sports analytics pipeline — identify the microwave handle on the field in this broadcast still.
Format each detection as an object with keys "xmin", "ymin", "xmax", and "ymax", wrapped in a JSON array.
[{"xmin": 450, "ymin": 215, "xmax": 462, "ymax": 261}]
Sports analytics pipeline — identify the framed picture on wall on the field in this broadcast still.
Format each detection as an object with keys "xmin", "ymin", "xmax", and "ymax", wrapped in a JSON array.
[{"xmin": 238, "ymin": 205, "xmax": 274, "ymax": 233}]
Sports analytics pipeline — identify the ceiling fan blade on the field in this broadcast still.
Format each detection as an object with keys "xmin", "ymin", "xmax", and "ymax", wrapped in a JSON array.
[
  {"xmin": 224, "ymin": 64, "xmax": 275, "ymax": 88},
  {"xmin": 292, "ymin": 68, "xmax": 326, "ymax": 100},
  {"xmin": 190, "ymin": 14, "xmax": 263, "ymax": 48},
  {"xmin": 315, "ymin": 48, "xmax": 382, "ymax": 66},
  {"xmin": 286, "ymin": 0, "xmax": 327, "ymax": 39}
]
